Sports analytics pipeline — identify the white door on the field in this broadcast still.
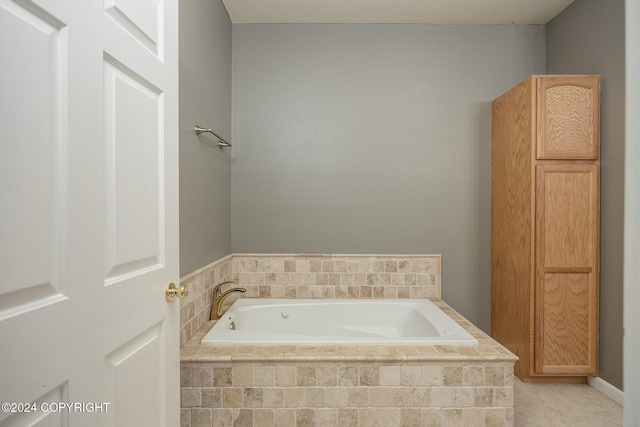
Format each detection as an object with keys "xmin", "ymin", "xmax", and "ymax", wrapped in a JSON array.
[{"xmin": 0, "ymin": 0, "xmax": 179, "ymax": 425}]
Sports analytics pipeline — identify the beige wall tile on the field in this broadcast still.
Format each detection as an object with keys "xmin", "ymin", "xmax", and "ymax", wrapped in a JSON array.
[
  {"xmin": 443, "ymin": 366, "xmax": 463, "ymax": 386},
  {"xmin": 484, "ymin": 367, "xmax": 506, "ymax": 386},
  {"xmin": 263, "ymin": 388, "xmax": 285, "ymax": 408},
  {"xmin": 233, "ymin": 366, "xmax": 253, "ymax": 387},
  {"xmin": 334, "ymin": 261, "xmax": 347, "ymax": 272},
  {"xmin": 181, "ymin": 408, "xmax": 191, "ymax": 427},
  {"xmin": 284, "ymin": 260, "xmax": 296, "ymax": 272},
  {"xmin": 296, "ymin": 366, "xmax": 316, "ymax": 386},
  {"xmin": 464, "ymin": 408, "xmax": 487, "ymax": 427},
  {"xmin": 285, "ymin": 388, "xmax": 306, "ymax": 407},
  {"xmin": 347, "ymin": 387, "xmax": 369, "ymax": 406},
  {"xmin": 431, "ymin": 387, "xmax": 453, "ymax": 407},
  {"xmin": 347, "ymin": 285, "xmax": 359, "ymax": 298},
  {"xmin": 379, "ymin": 366, "xmax": 401, "ymax": 386},
  {"xmin": 402, "ymin": 408, "xmax": 422, "ymax": 427},
  {"xmin": 211, "ymin": 408, "xmax": 233, "ymax": 427},
  {"xmin": 360, "ymin": 408, "xmax": 401, "ymax": 426},
  {"xmin": 338, "ymin": 408, "xmax": 358, "ymax": 427},
  {"xmin": 276, "ymin": 366, "xmax": 296, "ymax": 387},
  {"xmin": 243, "ymin": 388, "xmax": 264, "ymax": 408},
  {"xmin": 371, "ymin": 387, "xmax": 411, "ymax": 407},
  {"xmin": 254, "ymin": 366, "xmax": 275, "ymax": 387},
  {"xmin": 322, "ymin": 261, "xmax": 334, "ymax": 272},
  {"xmin": 463, "ymin": 367, "xmax": 485, "ymax": 386},
  {"xmin": 493, "ymin": 386, "xmax": 514, "ymax": 407},
  {"xmin": 384, "ymin": 286, "xmax": 398, "ymax": 298},
  {"xmin": 484, "ymin": 408, "xmax": 506, "ymax": 427},
  {"xmin": 223, "ymin": 387, "xmax": 243, "ymax": 408},
  {"xmin": 233, "ymin": 408, "xmax": 253, "ymax": 427},
  {"xmin": 505, "ymin": 407, "xmax": 514, "ymax": 427},
  {"xmin": 422, "ymin": 366, "xmax": 444, "ymax": 386},
  {"xmin": 296, "ymin": 408, "xmax": 316, "ymax": 427},
  {"xmin": 275, "ymin": 408, "xmax": 296, "ymax": 426},
  {"xmin": 474, "ymin": 387, "xmax": 494, "ymax": 407},
  {"xmin": 306, "ymin": 388, "xmax": 327, "ymax": 407},
  {"xmin": 254, "ymin": 408, "xmax": 275, "ymax": 427},
  {"xmin": 359, "ymin": 366, "xmax": 379, "ymax": 386},
  {"xmin": 191, "ymin": 408, "xmax": 212, "ymax": 427},
  {"xmin": 327, "ymin": 387, "xmax": 348, "ymax": 407},
  {"xmin": 422, "ymin": 408, "xmax": 443, "ymax": 427},
  {"xmin": 290, "ymin": 273, "xmax": 303, "ymax": 286},
  {"xmin": 310, "ymin": 259, "xmax": 322, "ymax": 272},
  {"xmin": 317, "ymin": 366, "xmax": 338, "ymax": 386},
  {"xmin": 401, "ymin": 366, "xmax": 422, "ymax": 386},
  {"xmin": 212, "ymin": 367, "xmax": 232, "ymax": 387},
  {"xmin": 285, "ymin": 286, "xmax": 297, "ymax": 298},
  {"xmin": 181, "ymin": 366, "xmax": 192, "ymax": 387},
  {"xmin": 201, "ymin": 387, "xmax": 222, "ymax": 408},
  {"xmin": 296, "ymin": 260, "xmax": 310, "ymax": 273},
  {"xmin": 411, "ymin": 387, "xmax": 431, "ymax": 406},
  {"xmin": 398, "ymin": 286, "xmax": 411, "ymax": 298},
  {"xmin": 337, "ymin": 367, "xmax": 358, "ymax": 386},
  {"xmin": 452, "ymin": 387, "xmax": 474, "ymax": 407},
  {"xmin": 443, "ymin": 408, "xmax": 463, "ymax": 427},
  {"xmin": 181, "ymin": 387, "xmax": 201, "ymax": 408}
]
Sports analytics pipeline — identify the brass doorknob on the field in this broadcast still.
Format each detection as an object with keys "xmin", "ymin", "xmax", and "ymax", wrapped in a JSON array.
[{"xmin": 165, "ymin": 282, "xmax": 189, "ymax": 301}]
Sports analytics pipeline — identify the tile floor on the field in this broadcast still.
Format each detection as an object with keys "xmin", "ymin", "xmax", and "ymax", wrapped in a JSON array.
[{"xmin": 514, "ymin": 379, "xmax": 623, "ymax": 426}]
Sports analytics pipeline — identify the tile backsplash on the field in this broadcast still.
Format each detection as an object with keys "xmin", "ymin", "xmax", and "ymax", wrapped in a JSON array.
[
  {"xmin": 180, "ymin": 255, "xmax": 232, "ymax": 347},
  {"xmin": 232, "ymin": 254, "xmax": 441, "ymax": 300},
  {"xmin": 180, "ymin": 254, "xmax": 441, "ymax": 346}
]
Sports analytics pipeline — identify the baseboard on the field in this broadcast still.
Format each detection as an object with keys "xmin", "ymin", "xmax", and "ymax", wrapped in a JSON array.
[{"xmin": 588, "ymin": 376, "xmax": 624, "ymax": 406}]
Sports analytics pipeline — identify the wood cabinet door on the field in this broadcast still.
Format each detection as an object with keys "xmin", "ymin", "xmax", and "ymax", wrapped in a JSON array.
[
  {"xmin": 534, "ymin": 164, "xmax": 599, "ymax": 375},
  {"xmin": 536, "ymin": 76, "xmax": 600, "ymax": 160}
]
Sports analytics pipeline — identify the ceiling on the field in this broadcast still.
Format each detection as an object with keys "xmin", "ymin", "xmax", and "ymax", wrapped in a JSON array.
[{"xmin": 221, "ymin": 0, "xmax": 575, "ymax": 25}]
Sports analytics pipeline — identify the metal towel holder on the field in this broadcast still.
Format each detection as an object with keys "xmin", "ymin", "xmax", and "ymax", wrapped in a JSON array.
[{"xmin": 194, "ymin": 125, "xmax": 232, "ymax": 148}]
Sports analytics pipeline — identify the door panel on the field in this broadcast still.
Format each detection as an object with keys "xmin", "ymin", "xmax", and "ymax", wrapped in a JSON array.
[
  {"xmin": 541, "ymin": 167, "xmax": 594, "ymax": 267},
  {"xmin": 104, "ymin": 56, "xmax": 163, "ymax": 284},
  {"xmin": 0, "ymin": 0, "xmax": 179, "ymax": 425},
  {"xmin": 0, "ymin": 0, "xmax": 66, "ymax": 311},
  {"xmin": 536, "ymin": 76, "xmax": 600, "ymax": 160},
  {"xmin": 104, "ymin": 0, "xmax": 162, "ymax": 57},
  {"xmin": 541, "ymin": 273, "xmax": 592, "ymax": 369},
  {"xmin": 534, "ymin": 164, "xmax": 598, "ymax": 375},
  {"xmin": 106, "ymin": 324, "xmax": 163, "ymax": 426}
]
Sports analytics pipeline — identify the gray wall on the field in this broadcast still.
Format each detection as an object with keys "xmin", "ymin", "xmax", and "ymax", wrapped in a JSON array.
[
  {"xmin": 547, "ymin": 0, "xmax": 625, "ymax": 390},
  {"xmin": 179, "ymin": 0, "xmax": 232, "ymax": 276},
  {"xmin": 231, "ymin": 24, "xmax": 546, "ymax": 331}
]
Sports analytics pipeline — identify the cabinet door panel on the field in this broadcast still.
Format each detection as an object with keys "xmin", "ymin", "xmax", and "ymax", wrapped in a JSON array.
[
  {"xmin": 538, "ymin": 273, "xmax": 595, "ymax": 374},
  {"xmin": 536, "ymin": 76, "xmax": 600, "ymax": 160},
  {"xmin": 534, "ymin": 164, "xmax": 598, "ymax": 375}
]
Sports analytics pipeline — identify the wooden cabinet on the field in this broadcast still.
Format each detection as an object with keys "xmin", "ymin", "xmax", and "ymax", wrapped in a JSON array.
[{"xmin": 491, "ymin": 75, "xmax": 600, "ymax": 382}]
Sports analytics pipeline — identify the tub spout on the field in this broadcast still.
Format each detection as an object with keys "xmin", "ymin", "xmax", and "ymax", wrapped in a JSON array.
[{"xmin": 211, "ymin": 280, "xmax": 246, "ymax": 320}]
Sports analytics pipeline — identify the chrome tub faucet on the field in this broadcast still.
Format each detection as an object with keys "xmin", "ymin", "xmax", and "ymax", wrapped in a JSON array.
[{"xmin": 211, "ymin": 280, "xmax": 246, "ymax": 320}]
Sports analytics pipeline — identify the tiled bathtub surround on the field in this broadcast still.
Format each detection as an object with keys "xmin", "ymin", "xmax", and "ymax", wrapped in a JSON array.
[
  {"xmin": 232, "ymin": 254, "xmax": 442, "ymax": 300},
  {"xmin": 180, "ymin": 254, "xmax": 442, "ymax": 345},
  {"xmin": 180, "ymin": 254, "xmax": 516, "ymax": 426},
  {"xmin": 181, "ymin": 300, "xmax": 517, "ymax": 427}
]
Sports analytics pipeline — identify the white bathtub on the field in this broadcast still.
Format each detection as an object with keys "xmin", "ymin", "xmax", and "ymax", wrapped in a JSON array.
[{"xmin": 201, "ymin": 299, "xmax": 478, "ymax": 345}]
